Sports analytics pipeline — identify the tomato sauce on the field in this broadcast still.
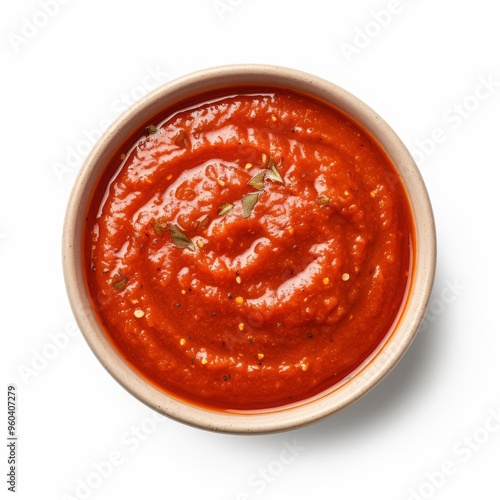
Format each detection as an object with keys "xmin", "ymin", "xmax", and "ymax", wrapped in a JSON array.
[{"xmin": 84, "ymin": 88, "xmax": 413, "ymax": 411}]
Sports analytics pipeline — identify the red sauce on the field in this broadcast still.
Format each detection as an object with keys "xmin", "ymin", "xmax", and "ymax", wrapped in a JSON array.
[{"xmin": 84, "ymin": 88, "xmax": 413, "ymax": 411}]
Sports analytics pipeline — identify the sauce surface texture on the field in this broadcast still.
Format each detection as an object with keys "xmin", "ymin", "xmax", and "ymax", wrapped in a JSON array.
[{"xmin": 85, "ymin": 89, "xmax": 413, "ymax": 410}]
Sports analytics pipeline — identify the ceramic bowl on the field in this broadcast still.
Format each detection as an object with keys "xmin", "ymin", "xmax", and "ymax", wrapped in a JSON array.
[{"xmin": 62, "ymin": 64, "xmax": 436, "ymax": 433}]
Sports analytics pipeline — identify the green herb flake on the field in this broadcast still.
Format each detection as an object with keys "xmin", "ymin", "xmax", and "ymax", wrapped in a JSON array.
[
  {"xmin": 152, "ymin": 219, "xmax": 168, "ymax": 236},
  {"xmin": 316, "ymin": 195, "xmax": 330, "ymax": 206},
  {"xmin": 218, "ymin": 202, "xmax": 234, "ymax": 217},
  {"xmin": 146, "ymin": 124, "xmax": 158, "ymax": 135},
  {"xmin": 169, "ymin": 224, "xmax": 195, "ymax": 250},
  {"xmin": 112, "ymin": 277, "xmax": 128, "ymax": 290},
  {"xmin": 247, "ymin": 170, "xmax": 266, "ymax": 191},
  {"xmin": 242, "ymin": 192, "xmax": 259, "ymax": 218},
  {"xmin": 264, "ymin": 158, "xmax": 284, "ymax": 184}
]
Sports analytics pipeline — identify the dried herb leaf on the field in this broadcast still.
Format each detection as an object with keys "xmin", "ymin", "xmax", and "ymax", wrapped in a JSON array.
[
  {"xmin": 112, "ymin": 277, "xmax": 128, "ymax": 290},
  {"xmin": 146, "ymin": 124, "xmax": 158, "ymax": 134},
  {"xmin": 264, "ymin": 158, "xmax": 284, "ymax": 184},
  {"xmin": 152, "ymin": 219, "xmax": 168, "ymax": 236},
  {"xmin": 317, "ymin": 195, "xmax": 330, "ymax": 206},
  {"xmin": 169, "ymin": 224, "xmax": 195, "ymax": 250},
  {"xmin": 237, "ymin": 156, "xmax": 284, "ymax": 219},
  {"xmin": 248, "ymin": 170, "xmax": 266, "ymax": 191},
  {"xmin": 242, "ymin": 192, "xmax": 259, "ymax": 218},
  {"xmin": 218, "ymin": 202, "xmax": 234, "ymax": 216}
]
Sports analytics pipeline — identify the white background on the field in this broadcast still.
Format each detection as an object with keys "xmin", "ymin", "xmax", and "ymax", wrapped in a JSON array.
[{"xmin": 1, "ymin": 1, "xmax": 499, "ymax": 499}]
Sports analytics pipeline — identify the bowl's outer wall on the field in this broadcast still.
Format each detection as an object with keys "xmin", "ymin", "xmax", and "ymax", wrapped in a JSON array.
[{"xmin": 63, "ymin": 65, "xmax": 436, "ymax": 434}]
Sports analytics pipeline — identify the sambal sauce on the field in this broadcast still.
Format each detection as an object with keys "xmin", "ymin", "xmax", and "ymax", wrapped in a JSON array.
[{"xmin": 84, "ymin": 88, "xmax": 413, "ymax": 410}]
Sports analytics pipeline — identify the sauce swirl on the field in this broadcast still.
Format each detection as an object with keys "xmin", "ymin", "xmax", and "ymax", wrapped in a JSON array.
[{"xmin": 85, "ymin": 89, "xmax": 413, "ymax": 410}]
